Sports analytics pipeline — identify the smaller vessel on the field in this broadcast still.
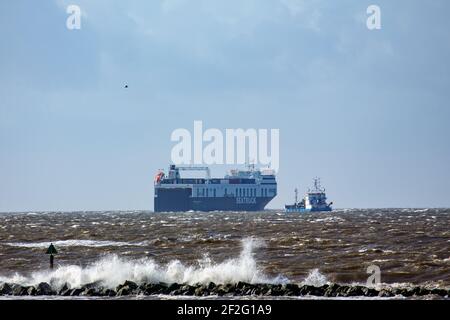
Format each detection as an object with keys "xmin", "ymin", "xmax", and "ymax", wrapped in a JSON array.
[{"xmin": 285, "ymin": 178, "xmax": 333, "ymax": 213}]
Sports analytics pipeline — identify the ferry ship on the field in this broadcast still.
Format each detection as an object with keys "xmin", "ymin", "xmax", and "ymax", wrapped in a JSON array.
[
  {"xmin": 154, "ymin": 165, "xmax": 277, "ymax": 212},
  {"xmin": 285, "ymin": 178, "xmax": 333, "ymax": 213}
]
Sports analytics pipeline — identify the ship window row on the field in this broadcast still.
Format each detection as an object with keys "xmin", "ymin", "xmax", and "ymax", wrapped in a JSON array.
[
  {"xmin": 235, "ymin": 188, "xmax": 257, "ymax": 197},
  {"xmin": 226, "ymin": 188, "xmax": 257, "ymax": 197},
  {"xmin": 261, "ymin": 188, "xmax": 277, "ymax": 197},
  {"xmin": 196, "ymin": 188, "xmax": 217, "ymax": 197},
  {"xmin": 195, "ymin": 187, "xmax": 276, "ymax": 197}
]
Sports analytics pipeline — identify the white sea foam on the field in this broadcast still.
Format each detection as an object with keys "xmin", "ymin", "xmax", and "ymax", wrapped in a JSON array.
[
  {"xmin": 3, "ymin": 240, "xmax": 149, "ymax": 248},
  {"xmin": 413, "ymin": 209, "xmax": 429, "ymax": 213},
  {"xmin": 301, "ymin": 269, "xmax": 329, "ymax": 287},
  {"xmin": 0, "ymin": 238, "xmax": 287, "ymax": 289},
  {"xmin": 310, "ymin": 216, "xmax": 344, "ymax": 223}
]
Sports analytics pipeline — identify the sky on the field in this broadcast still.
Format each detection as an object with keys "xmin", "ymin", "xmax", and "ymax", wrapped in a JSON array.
[{"xmin": 0, "ymin": 0, "xmax": 449, "ymax": 211}]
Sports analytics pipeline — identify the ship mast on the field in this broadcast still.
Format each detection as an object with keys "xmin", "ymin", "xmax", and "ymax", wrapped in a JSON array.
[
  {"xmin": 311, "ymin": 177, "xmax": 325, "ymax": 193},
  {"xmin": 246, "ymin": 160, "xmax": 255, "ymax": 172},
  {"xmin": 295, "ymin": 188, "xmax": 298, "ymax": 205}
]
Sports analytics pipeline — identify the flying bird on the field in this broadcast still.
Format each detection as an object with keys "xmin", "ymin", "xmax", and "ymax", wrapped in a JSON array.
[{"xmin": 124, "ymin": 84, "xmax": 128, "ymax": 88}]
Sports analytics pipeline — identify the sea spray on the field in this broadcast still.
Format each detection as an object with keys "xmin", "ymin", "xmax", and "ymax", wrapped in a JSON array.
[
  {"xmin": 302, "ymin": 269, "xmax": 329, "ymax": 287},
  {"xmin": 0, "ymin": 237, "xmax": 287, "ymax": 290}
]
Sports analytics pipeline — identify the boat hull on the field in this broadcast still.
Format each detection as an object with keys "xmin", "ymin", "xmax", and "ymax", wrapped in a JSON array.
[
  {"xmin": 285, "ymin": 207, "xmax": 332, "ymax": 213},
  {"xmin": 154, "ymin": 187, "xmax": 274, "ymax": 212}
]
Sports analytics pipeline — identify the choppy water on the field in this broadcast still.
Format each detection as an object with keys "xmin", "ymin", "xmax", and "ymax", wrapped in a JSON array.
[{"xmin": 0, "ymin": 209, "xmax": 449, "ymax": 296}]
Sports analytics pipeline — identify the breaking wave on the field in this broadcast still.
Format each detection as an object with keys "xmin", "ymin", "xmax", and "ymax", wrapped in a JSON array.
[
  {"xmin": 301, "ymin": 269, "xmax": 329, "ymax": 287},
  {"xmin": 0, "ymin": 238, "xmax": 287, "ymax": 289}
]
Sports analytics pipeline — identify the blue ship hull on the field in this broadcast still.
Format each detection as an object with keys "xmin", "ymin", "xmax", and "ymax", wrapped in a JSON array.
[
  {"xmin": 154, "ymin": 187, "xmax": 274, "ymax": 212},
  {"xmin": 285, "ymin": 207, "xmax": 332, "ymax": 213}
]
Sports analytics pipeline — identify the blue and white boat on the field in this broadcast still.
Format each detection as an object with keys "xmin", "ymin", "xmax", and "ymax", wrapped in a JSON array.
[
  {"xmin": 154, "ymin": 164, "xmax": 277, "ymax": 212},
  {"xmin": 285, "ymin": 178, "xmax": 333, "ymax": 213}
]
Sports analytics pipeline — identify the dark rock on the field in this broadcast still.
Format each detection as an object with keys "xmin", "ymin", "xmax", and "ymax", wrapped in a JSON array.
[
  {"xmin": 115, "ymin": 284, "xmax": 124, "ymax": 292},
  {"xmin": 261, "ymin": 284, "xmax": 275, "ymax": 296},
  {"xmin": 194, "ymin": 285, "xmax": 209, "ymax": 296},
  {"xmin": 209, "ymin": 284, "xmax": 220, "ymax": 294},
  {"xmin": 251, "ymin": 285, "xmax": 262, "ymax": 296},
  {"xmin": 430, "ymin": 288, "xmax": 447, "ymax": 297},
  {"xmin": 138, "ymin": 283, "xmax": 147, "ymax": 292},
  {"xmin": 213, "ymin": 284, "xmax": 232, "ymax": 296},
  {"xmin": 319, "ymin": 284, "xmax": 329, "ymax": 290},
  {"xmin": 362, "ymin": 287, "xmax": 379, "ymax": 297},
  {"xmin": 58, "ymin": 283, "xmax": 71, "ymax": 295},
  {"xmin": 207, "ymin": 282, "xmax": 216, "ymax": 290},
  {"xmin": 116, "ymin": 287, "xmax": 130, "ymax": 296},
  {"xmin": 244, "ymin": 288, "xmax": 254, "ymax": 295},
  {"xmin": 324, "ymin": 283, "xmax": 340, "ymax": 297},
  {"xmin": 160, "ymin": 283, "xmax": 171, "ymax": 294},
  {"xmin": 143, "ymin": 283, "xmax": 167, "ymax": 295},
  {"xmin": 345, "ymin": 286, "xmax": 365, "ymax": 297},
  {"xmin": 265, "ymin": 284, "xmax": 281, "ymax": 296},
  {"xmin": 0, "ymin": 283, "xmax": 12, "ymax": 295},
  {"xmin": 298, "ymin": 285, "xmax": 324, "ymax": 296},
  {"xmin": 12, "ymin": 284, "xmax": 27, "ymax": 296},
  {"xmin": 402, "ymin": 289, "xmax": 414, "ymax": 297},
  {"xmin": 81, "ymin": 282, "xmax": 102, "ymax": 291},
  {"xmin": 194, "ymin": 287, "xmax": 203, "ymax": 296},
  {"xmin": 225, "ymin": 283, "xmax": 235, "ymax": 294},
  {"xmin": 69, "ymin": 288, "xmax": 83, "ymax": 296},
  {"xmin": 36, "ymin": 282, "xmax": 55, "ymax": 295},
  {"xmin": 299, "ymin": 285, "xmax": 313, "ymax": 296},
  {"xmin": 258, "ymin": 284, "xmax": 272, "ymax": 296},
  {"xmin": 101, "ymin": 288, "xmax": 116, "ymax": 297},
  {"xmin": 180, "ymin": 284, "xmax": 195, "ymax": 295},
  {"xmin": 170, "ymin": 289, "xmax": 185, "ymax": 295},
  {"xmin": 415, "ymin": 288, "xmax": 431, "ymax": 296},
  {"xmin": 168, "ymin": 283, "xmax": 181, "ymax": 293},
  {"xmin": 235, "ymin": 281, "xmax": 251, "ymax": 290},
  {"xmin": 82, "ymin": 288, "xmax": 97, "ymax": 296},
  {"xmin": 310, "ymin": 286, "xmax": 325, "ymax": 296},
  {"xmin": 122, "ymin": 280, "xmax": 138, "ymax": 290},
  {"xmin": 392, "ymin": 288, "xmax": 407, "ymax": 296},
  {"xmin": 61, "ymin": 280, "xmax": 450, "ymax": 299},
  {"xmin": 335, "ymin": 285, "xmax": 350, "ymax": 297},
  {"xmin": 283, "ymin": 283, "xmax": 300, "ymax": 296},
  {"xmin": 233, "ymin": 282, "xmax": 254, "ymax": 295},
  {"xmin": 115, "ymin": 280, "xmax": 141, "ymax": 296},
  {"xmin": 410, "ymin": 287, "xmax": 422, "ymax": 296},
  {"xmin": 60, "ymin": 288, "xmax": 72, "ymax": 296},
  {"xmin": 27, "ymin": 286, "xmax": 37, "ymax": 296},
  {"xmin": 378, "ymin": 289, "xmax": 394, "ymax": 297}
]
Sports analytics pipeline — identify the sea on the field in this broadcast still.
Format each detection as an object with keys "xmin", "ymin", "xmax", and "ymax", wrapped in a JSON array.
[{"xmin": 0, "ymin": 209, "xmax": 449, "ymax": 299}]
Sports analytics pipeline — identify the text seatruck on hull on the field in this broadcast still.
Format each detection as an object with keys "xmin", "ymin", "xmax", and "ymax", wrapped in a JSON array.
[
  {"xmin": 154, "ymin": 164, "xmax": 277, "ymax": 212},
  {"xmin": 285, "ymin": 178, "xmax": 333, "ymax": 213}
]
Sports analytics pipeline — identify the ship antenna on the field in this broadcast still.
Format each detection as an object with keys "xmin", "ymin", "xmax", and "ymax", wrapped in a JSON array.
[
  {"xmin": 247, "ymin": 160, "xmax": 255, "ymax": 171},
  {"xmin": 314, "ymin": 177, "xmax": 320, "ymax": 191}
]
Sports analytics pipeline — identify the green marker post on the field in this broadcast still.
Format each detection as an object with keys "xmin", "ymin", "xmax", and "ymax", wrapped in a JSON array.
[{"xmin": 46, "ymin": 243, "xmax": 58, "ymax": 269}]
